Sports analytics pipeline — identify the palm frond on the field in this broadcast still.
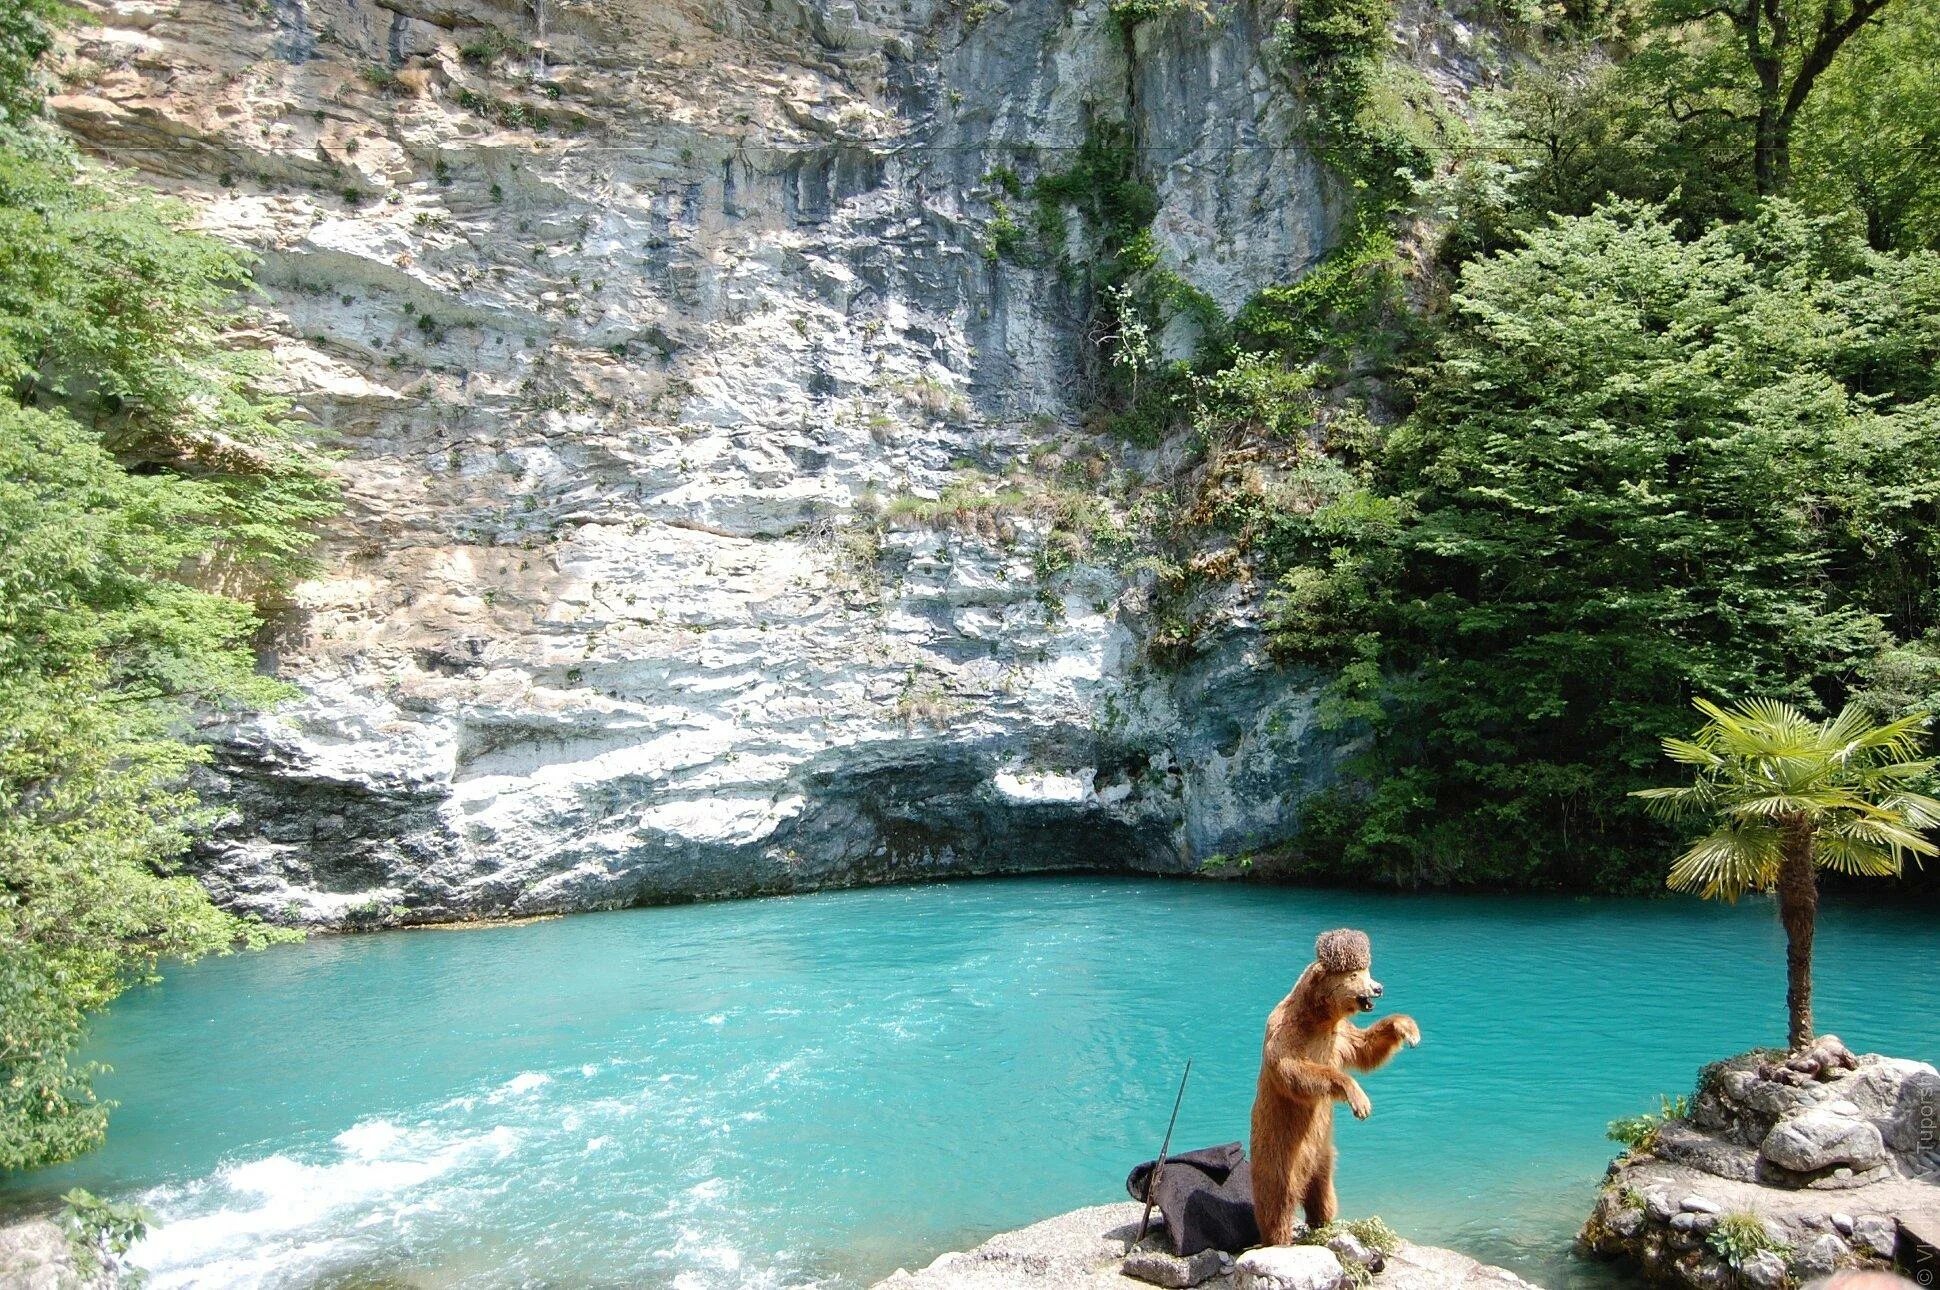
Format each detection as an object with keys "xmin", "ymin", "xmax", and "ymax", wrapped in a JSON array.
[
  {"xmin": 1822, "ymin": 814, "xmax": 1939, "ymax": 859},
  {"xmin": 1815, "ymin": 832, "xmax": 1904, "ymax": 878},
  {"xmin": 1631, "ymin": 784, "xmax": 1714, "ymax": 820},
  {"xmin": 1661, "ymin": 737, "xmax": 1725, "ymax": 768},
  {"xmin": 1665, "ymin": 824, "xmax": 1781, "ymax": 901},
  {"xmin": 1839, "ymin": 708, "xmax": 1931, "ymax": 761},
  {"xmin": 1877, "ymin": 790, "xmax": 1940, "ymax": 830},
  {"xmin": 1725, "ymin": 791, "xmax": 1870, "ymax": 819}
]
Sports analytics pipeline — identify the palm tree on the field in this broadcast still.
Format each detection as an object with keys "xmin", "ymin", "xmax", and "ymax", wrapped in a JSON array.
[{"xmin": 1633, "ymin": 698, "xmax": 1940, "ymax": 1051}]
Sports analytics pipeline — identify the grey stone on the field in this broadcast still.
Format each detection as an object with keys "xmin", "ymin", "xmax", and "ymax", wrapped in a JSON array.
[
  {"xmin": 0, "ymin": 1218, "xmax": 109, "ymax": 1290},
  {"xmin": 1761, "ymin": 1110, "xmax": 1888, "ymax": 1173},
  {"xmin": 1851, "ymin": 1215, "xmax": 1898, "ymax": 1258},
  {"xmin": 1233, "ymin": 1246, "xmax": 1348, "ymax": 1290},
  {"xmin": 62, "ymin": 0, "xmax": 1511, "ymax": 925},
  {"xmin": 1681, "ymin": 1195, "xmax": 1724, "ymax": 1214},
  {"xmin": 1324, "ymin": 1231, "xmax": 1381, "ymax": 1272},
  {"xmin": 1609, "ymin": 1206, "xmax": 1646, "ymax": 1239},
  {"xmin": 1671, "ymin": 1213, "xmax": 1700, "ymax": 1233},
  {"xmin": 1648, "ymin": 1190, "xmax": 1682, "ymax": 1222},
  {"xmin": 1794, "ymin": 1232, "xmax": 1852, "ymax": 1278},
  {"xmin": 1737, "ymin": 1249, "xmax": 1788, "ymax": 1290},
  {"xmin": 874, "ymin": 1204, "xmax": 1536, "ymax": 1290},
  {"xmin": 1656, "ymin": 1123, "xmax": 1762, "ymax": 1181},
  {"xmin": 1831, "ymin": 1212, "xmax": 1855, "ymax": 1236},
  {"xmin": 1122, "ymin": 1248, "xmax": 1228, "ymax": 1288}
]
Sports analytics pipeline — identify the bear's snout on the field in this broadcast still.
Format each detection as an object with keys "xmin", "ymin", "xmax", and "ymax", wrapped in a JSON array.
[{"xmin": 1357, "ymin": 981, "xmax": 1383, "ymax": 1011}]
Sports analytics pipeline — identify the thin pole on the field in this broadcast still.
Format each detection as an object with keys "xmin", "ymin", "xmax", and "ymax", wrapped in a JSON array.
[{"xmin": 1135, "ymin": 1059, "xmax": 1192, "ymax": 1247}]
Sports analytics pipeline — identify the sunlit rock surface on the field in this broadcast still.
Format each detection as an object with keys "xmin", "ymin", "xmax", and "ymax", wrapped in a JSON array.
[
  {"xmin": 872, "ymin": 1203, "xmax": 1540, "ymax": 1289},
  {"xmin": 1578, "ymin": 1047, "xmax": 1940, "ymax": 1287},
  {"xmin": 51, "ymin": 0, "xmax": 1489, "ymax": 923}
]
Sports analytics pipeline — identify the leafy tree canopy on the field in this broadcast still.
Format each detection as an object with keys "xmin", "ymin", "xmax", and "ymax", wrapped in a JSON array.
[
  {"xmin": 1264, "ymin": 201, "xmax": 1940, "ymax": 887},
  {"xmin": 0, "ymin": 1, "xmax": 329, "ymax": 1171}
]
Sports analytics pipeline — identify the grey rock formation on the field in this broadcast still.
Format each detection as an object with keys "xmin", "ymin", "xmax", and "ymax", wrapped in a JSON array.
[
  {"xmin": 872, "ymin": 1202, "xmax": 1543, "ymax": 1290},
  {"xmin": 1578, "ymin": 1049, "xmax": 1940, "ymax": 1288},
  {"xmin": 1762, "ymin": 1109, "xmax": 1888, "ymax": 1175},
  {"xmin": 0, "ymin": 1217, "xmax": 113, "ymax": 1290},
  {"xmin": 1234, "ymin": 1245, "xmax": 1347, "ymax": 1290},
  {"xmin": 1125, "ymin": 1246, "xmax": 1235, "ymax": 1288},
  {"xmin": 45, "ymin": 0, "xmax": 1499, "ymax": 924}
]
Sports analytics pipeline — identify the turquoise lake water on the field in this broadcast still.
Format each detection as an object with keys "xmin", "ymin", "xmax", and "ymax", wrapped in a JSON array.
[{"xmin": 5, "ymin": 876, "xmax": 1939, "ymax": 1289}]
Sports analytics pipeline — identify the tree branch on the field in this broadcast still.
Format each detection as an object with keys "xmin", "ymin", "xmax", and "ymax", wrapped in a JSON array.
[{"xmin": 1781, "ymin": 0, "xmax": 1895, "ymax": 124}]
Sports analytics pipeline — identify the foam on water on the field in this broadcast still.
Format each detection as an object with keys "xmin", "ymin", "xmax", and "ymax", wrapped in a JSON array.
[{"xmin": 7, "ymin": 877, "xmax": 1938, "ymax": 1290}]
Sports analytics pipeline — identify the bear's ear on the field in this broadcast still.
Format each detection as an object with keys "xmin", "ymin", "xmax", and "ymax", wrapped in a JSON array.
[{"xmin": 1314, "ymin": 928, "xmax": 1371, "ymax": 973}]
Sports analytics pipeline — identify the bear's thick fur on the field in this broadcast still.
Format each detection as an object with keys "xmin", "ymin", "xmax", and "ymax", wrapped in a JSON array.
[{"xmin": 1248, "ymin": 928, "xmax": 1419, "ymax": 1244}]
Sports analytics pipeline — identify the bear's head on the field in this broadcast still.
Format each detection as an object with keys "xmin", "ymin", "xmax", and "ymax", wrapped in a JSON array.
[{"xmin": 1308, "ymin": 928, "xmax": 1382, "ymax": 1018}]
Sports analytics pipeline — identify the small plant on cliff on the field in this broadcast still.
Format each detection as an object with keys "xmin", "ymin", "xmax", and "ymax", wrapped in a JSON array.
[
  {"xmin": 1635, "ymin": 699, "xmax": 1940, "ymax": 1051},
  {"xmin": 1299, "ymin": 1216, "xmax": 1399, "ymax": 1286},
  {"xmin": 59, "ymin": 1188, "xmax": 148, "ymax": 1276},
  {"xmin": 458, "ymin": 25, "xmax": 521, "ymax": 67},
  {"xmin": 1606, "ymin": 1093, "xmax": 1690, "ymax": 1153},
  {"xmin": 1708, "ymin": 1212, "xmax": 1790, "ymax": 1268}
]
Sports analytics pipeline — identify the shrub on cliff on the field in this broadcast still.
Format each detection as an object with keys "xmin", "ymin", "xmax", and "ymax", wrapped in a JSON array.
[{"xmin": 0, "ymin": 14, "xmax": 331, "ymax": 1170}]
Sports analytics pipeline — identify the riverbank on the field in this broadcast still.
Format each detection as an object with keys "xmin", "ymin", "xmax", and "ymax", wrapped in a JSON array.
[
  {"xmin": 871, "ymin": 1203, "xmax": 1543, "ymax": 1289},
  {"xmin": 0, "ymin": 1214, "xmax": 111, "ymax": 1290}
]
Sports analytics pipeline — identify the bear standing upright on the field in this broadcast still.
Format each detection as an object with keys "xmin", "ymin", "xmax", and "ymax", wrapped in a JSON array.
[{"xmin": 1248, "ymin": 928, "xmax": 1419, "ymax": 1244}]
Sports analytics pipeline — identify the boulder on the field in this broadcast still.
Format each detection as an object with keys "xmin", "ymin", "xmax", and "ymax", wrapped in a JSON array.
[
  {"xmin": 1233, "ymin": 1245, "xmax": 1348, "ymax": 1290},
  {"xmin": 1324, "ymin": 1231, "xmax": 1383, "ymax": 1274},
  {"xmin": 1736, "ymin": 1249, "xmax": 1787, "ymax": 1290},
  {"xmin": 1794, "ymin": 1231, "xmax": 1853, "ymax": 1279},
  {"xmin": 1851, "ymin": 1215, "xmax": 1899, "ymax": 1259},
  {"xmin": 1760, "ymin": 1109, "xmax": 1887, "ymax": 1174},
  {"xmin": 0, "ymin": 1218, "xmax": 109, "ymax": 1290}
]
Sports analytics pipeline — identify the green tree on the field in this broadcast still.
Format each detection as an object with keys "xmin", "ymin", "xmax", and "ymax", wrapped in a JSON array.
[
  {"xmin": 1792, "ymin": 0, "xmax": 1940, "ymax": 250},
  {"xmin": 1266, "ymin": 200, "xmax": 1940, "ymax": 888},
  {"xmin": 0, "ymin": 0, "xmax": 330, "ymax": 1169},
  {"xmin": 1633, "ymin": 698, "xmax": 1938, "ymax": 1049}
]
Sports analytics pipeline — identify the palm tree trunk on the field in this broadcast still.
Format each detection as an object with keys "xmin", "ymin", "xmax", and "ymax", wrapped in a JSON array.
[{"xmin": 1776, "ymin": 813, "xmax": 1818, "ymax": 1051}]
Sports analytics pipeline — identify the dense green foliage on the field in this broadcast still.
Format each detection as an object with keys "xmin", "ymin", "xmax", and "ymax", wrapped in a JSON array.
[
  {"xmin": 0, "ymin": 6, "xmax": 329, "ymax": 1171},
  {"xmin": 1034, "ymin": 0, "xmax": 1940, "ymax": 890},
  {"xmin": 1272, "ymin": 203, "xmax": 1940, "ymax": 886}
]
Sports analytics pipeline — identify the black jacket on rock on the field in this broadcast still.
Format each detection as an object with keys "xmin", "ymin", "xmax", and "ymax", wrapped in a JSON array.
[{"xmin": 1123, "ymin": 1141, "xmax": 1262, "ymax": 1256}]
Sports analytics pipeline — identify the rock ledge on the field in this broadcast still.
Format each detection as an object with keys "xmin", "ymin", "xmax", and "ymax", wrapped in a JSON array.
[
  {"xmin": 872, "ymin": 1202, "xmax": 1543, "ymax": 1289},
  {"xmin": 1579, "ymin": 1044, "xmax": 1940, "ymax": 1288}
]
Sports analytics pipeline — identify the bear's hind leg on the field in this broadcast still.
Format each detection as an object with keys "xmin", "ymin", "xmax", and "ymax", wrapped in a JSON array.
[
  {"xmin": 1300, "ymin": 1155, "xmax": 1338, "ymax": 1230},
  {"xmin": 1253, "ymin": 1159, "xmax": 1297, "ymax": 1246}
]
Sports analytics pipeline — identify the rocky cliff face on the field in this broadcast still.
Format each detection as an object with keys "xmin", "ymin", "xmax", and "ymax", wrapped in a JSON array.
[{"xmin": 50, "ymin": 0, "xmax": 1489, "ymax": 925}]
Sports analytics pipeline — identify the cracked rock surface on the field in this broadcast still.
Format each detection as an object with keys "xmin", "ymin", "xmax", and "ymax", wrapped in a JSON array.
[{"xmin": 50, "ymin": 0, "xmax": 1493, "ymax": 924}]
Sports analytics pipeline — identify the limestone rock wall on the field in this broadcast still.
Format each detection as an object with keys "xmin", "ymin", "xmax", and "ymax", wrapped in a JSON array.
[{"xmin": 48, "ymin": 0, "xmax": 1449, "ymax": 924}]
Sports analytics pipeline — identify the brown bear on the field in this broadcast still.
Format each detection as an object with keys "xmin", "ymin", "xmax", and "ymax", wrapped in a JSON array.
[{"xmin": 1248, "ymin": 928, "xmax": 1419, "ymax": 1245}]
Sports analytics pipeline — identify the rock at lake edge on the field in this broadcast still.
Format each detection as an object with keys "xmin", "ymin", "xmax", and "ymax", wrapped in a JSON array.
[
  {"xmin": 872, "ymin": 1202, "xmax": 1545, "ymax": 1289},
  {"xmin": 1578, "ymin": 1049, "xmax": 1940, "ymax": 1289},
  {"xmin": 1234, "ymin": 1245, "xmax": 1348, "ymax": 1290},
  {"xmin": 0, "ymin": 1216, "xmax": 114, "ymax": 1290},
  {"xmin": 1124, "ymin": 1246, "xmax": 1235, "ymax": 1288}
]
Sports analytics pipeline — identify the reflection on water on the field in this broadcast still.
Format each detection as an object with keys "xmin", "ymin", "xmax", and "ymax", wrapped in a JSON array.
[{"xmin": 4, "ymin": 876, "xmax": 1936, "ymax": 1289}]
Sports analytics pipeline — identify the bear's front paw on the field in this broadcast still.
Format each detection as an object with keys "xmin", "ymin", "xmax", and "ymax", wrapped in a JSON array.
[
  {"xmin": 1392, "ymin": 1016, "xmax": 1421, "ymax": 1048},
  {"xmin": 1345, "ymin": 1082, "xmax": 1372, "ymax": 1120}
]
